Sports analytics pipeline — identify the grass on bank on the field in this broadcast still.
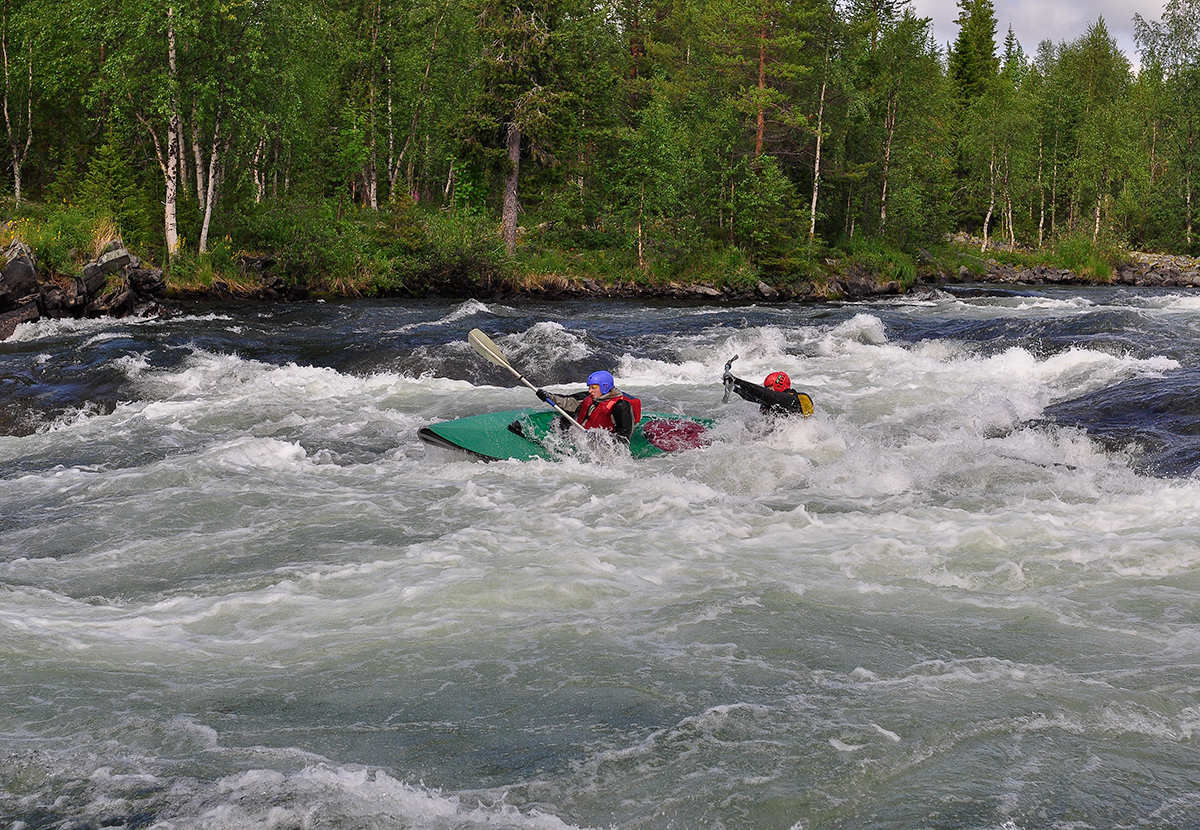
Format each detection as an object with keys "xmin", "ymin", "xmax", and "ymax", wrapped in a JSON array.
[
  {"xmin": 943, "ymin": 233, "xmax": 1132, "ymax": 281},
  {"xmin": 0, "ymin": 197, "xmax": 1144, "ymax": 299}
]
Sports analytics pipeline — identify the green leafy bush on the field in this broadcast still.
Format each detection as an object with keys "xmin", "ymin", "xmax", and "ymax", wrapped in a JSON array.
[{"xmin": 844, "ymin": 238, "xmax": 917, "ymax": 288}]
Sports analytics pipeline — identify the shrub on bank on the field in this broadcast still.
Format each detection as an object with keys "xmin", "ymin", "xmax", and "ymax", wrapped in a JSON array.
[
  {"xmin": 4, "ymin": 195, "xmax": 1146, "ymax": 300},
  {"xmin": 941, "ymin": 231, "xmax": 1132, "ymax": 282},
  {"xmin": 843, "ymin": 238, "xmax": 917, "ymax": 289},
  {"xmin": 0, "ymin": 203, "xmax": 98, "ymax": 276}
]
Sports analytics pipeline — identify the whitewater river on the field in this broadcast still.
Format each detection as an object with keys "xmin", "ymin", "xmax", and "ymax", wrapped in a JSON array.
[{"xmin": 3, "ymin": 287, "xmax": 1199, "ymax": 829}]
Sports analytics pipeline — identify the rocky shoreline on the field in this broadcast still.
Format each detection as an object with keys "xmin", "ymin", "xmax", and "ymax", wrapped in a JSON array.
[
  {"xmin": 0, "ymin": 240, "xmax": 169, "ymax": 340},
  {"xmin": 4, "ymin": 239, "xmax": 1200, "ymax": 341},
  {"xmin": 945, "ymin": 251, "xmax": 1200, "ymax": 289}
]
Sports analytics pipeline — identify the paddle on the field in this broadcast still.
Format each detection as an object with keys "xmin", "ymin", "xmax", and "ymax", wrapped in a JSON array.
[
  {"xmin": 468, "ymin": 328, "xmax": 587, "ymax": 432},
  {"xmin": 721, "ymin": 354, "xmax": 739, "ymax": 402}
]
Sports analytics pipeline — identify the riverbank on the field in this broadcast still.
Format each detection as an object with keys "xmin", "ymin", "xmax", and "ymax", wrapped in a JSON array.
[{"xmin": 5, "ymin": 226, "xmax": 1200, "ymax": 342}]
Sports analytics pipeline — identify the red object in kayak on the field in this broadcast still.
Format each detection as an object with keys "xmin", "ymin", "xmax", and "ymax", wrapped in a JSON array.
[{"xmin": 641, "ymin": 417, "xmax": 713, "ymax": 452}]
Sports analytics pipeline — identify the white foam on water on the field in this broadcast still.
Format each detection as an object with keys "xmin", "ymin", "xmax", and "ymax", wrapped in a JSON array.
[
  {"xmin": 5, "ymin": 310, "xmax": 234, "ymax": 343},
  {"xmin": 156, "ymin": 764, "xmax": 587, "ymax": 829},
  {"xmin": 5, "ymin": 299, "xmax": 1200, "ymax": 829},
  {"xmin": 388, "ymin": 298, "xmax": 494, "ymax": 333}
]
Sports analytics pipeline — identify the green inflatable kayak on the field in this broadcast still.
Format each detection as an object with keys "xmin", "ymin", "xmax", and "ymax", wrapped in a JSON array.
[{"xmin": 419, "ymin": 408, "xmax": 713, "ymax": 461}]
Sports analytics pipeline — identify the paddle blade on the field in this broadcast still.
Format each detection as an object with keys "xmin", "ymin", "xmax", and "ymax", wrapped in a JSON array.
[{"xmin": 469, "ymin": 328, "xmax": 512, "ymax": 370}]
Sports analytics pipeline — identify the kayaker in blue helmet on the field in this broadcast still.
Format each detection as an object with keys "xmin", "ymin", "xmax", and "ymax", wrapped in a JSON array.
[
  {"xmin": 536, "ymin": 370, "xmax": 643, "ymax": 440},
  {"xmin": 724, "ymin": 368, "xmax": 814, "ymax": 417}
]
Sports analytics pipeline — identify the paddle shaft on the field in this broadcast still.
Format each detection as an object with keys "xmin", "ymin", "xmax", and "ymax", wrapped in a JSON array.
[{"xmin": 468, "ymin": 329, "xmax": 587, "ymax": 431}]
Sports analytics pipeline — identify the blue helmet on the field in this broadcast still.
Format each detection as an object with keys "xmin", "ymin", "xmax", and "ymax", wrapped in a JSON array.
[{"xmin": 586, "ymin": 370, "xmax": 614, "ymax": 395}]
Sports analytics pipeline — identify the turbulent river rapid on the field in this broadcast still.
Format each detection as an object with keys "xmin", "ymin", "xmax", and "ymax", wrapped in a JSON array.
[{"xmin": 3, "ymin": 287, "xmax": 1200, "ymax": 830}]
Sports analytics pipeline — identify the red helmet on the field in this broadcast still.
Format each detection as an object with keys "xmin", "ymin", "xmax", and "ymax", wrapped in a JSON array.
[{"xmin": 764, "ymin": 371, "xmax": 791, "ymax": 392}]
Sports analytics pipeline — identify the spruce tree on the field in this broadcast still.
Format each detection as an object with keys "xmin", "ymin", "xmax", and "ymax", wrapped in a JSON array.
[{"xmin": 948, "ymin": 0, "xmax": 998, "ymax": 105}]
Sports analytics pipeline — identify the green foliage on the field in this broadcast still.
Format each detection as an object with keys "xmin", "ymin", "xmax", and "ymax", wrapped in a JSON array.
[
  {"xmin": 1, "ymin": 203, "xmax": 93, "ymax": 274},
  {"xmin": 949, "ymin": 0, "xmax": 999, "ymax": 105},
  {"xmin": 844, "ymin": 238, "xmax": 917, "ymax": 288},
  {"xmin": 732, "ymin": 156, "xmax": 800, "ymax": 252},
  {"xmin": 228, "ymin": 199, "xmax": 364, "ymax": 283},
  {"xmin": 416, "ymin": 209, "xmax": 508, "ymax": 278},
  {"xmin": 4, "ymin": 0, "xmax": 1194, "ymax": 297},
  {"xmin": 76, "ymin": 132, "xmax": 155, "ymax": 251},
  {"xmin": 1043, "ymin": 232, "xmax": 1126, "ymax": 280}
]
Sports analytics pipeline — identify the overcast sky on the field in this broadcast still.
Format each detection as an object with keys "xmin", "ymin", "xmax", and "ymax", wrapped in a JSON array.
[{"xmin": 909, "ymin": 0, "xmax": 1168, "ymax": 67}]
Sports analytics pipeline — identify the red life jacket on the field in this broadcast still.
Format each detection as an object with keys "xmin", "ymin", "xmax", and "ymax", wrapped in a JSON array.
[{"xmin": 575, "ymin": 393, "xmax": 642, "ymax": 431}]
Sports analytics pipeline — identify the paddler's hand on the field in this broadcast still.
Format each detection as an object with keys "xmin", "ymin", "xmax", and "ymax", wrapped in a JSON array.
[{"xmin": 536, "ymin": 389, "xmax": 554, "ymax": 405}]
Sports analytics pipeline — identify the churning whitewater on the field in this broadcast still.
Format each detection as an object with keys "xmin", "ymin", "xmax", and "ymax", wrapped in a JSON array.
[{"xmin": 2, "ymin": 288, "xmax": 1200, "ymax": 829}]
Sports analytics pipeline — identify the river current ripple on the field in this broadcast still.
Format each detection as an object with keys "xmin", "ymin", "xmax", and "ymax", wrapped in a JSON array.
[{"xmin": 2, "ymin": 287, "xmax": 1199, "ymax": 829}]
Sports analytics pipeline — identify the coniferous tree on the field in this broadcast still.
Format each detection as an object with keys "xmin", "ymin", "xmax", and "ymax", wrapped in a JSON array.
[{"xmin": 948, "ymin": 0, "xmax": 998, "ymax": 106}]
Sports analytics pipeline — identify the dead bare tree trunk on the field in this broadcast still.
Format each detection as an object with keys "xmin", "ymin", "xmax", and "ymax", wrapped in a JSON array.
[{"xmin": 501, "ymin": 121, "xmax": 520, "ymax": 255}]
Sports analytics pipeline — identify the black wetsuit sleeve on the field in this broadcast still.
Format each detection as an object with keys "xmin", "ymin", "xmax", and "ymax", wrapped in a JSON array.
[
  {"xmin": 611, "ymin": 399, "xmax": 635, "ymax": 440},
  {"xmin": 731, "ymin": 377, "xmax": 803, "ymax": 414}
]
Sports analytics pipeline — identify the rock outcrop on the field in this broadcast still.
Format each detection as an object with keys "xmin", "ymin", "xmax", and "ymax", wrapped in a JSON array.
[{"xmin": 0, "ymin": 239, "xmax": 169, "ymax": 340}]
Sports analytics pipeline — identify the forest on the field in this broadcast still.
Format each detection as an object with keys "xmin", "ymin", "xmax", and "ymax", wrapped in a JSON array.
[{"xmin": 1, "ymin": 0, "xmax": 1199, "ymax": 296}]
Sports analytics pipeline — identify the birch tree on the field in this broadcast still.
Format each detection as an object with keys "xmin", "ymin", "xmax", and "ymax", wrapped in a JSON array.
[
  {"xmin": 1, "ymin": 0, "xmax": 34, "ymax": 206},
  {"xmin": 100, "ymin": 0, "xmax": 186, "ymax": 257},
  {"xmin": 1136, "ymin": 0, "xmax": 1200, "ymax": 250},
  {"xmin": 1057, "ymin": 19, "xmax": 1132, "ymax": 242},
  {"xmin": 867, "ymin": 9, "xmax": 950, "ymax": 242}
]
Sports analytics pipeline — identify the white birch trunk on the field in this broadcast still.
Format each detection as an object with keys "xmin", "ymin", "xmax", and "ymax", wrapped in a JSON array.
[
  {"xmin": 981, "ymin": 150, "xmax": 995, "ymax": 253},
  {"xmin": 252, "ymin": 134, "xmax": 267, "ymax": 203},
  {"xmin": 1004, "ymin": 151, "xmax": 1014, "ymax": 248},
  {"xmin": 192, "ymin": 101, "xmax": 205, "ymax": 210},
  {"xmin": 754, "ymin": 27, "xmax": 766, "ymax": 161},
  {"xmin": 386, "ymin": 69, "xmax": 397, "ymax": 197},
  {"xmin": 1050, "ymin": 128, "xmax": 1059, "ymax": 235},
  {"xmin": 164, "ymin": 6, "xmax": 181, "ymax": 257},
  {"xmin": 809, "ymin": 76, "xmax": 826, "ymax": 241},
  {"xmin": 880, "ymin": 96, "xmax": 896, "ymax": 232},
  {"xmin": 198, "ymin": 113, "xmax": 223, "ymax": 253},
  {"xmin": 388, "ymin": 6, "xmax": 446, "ymax": 201},
  {"xmin": 1, "ymin": 18, "xmax": 32, "ymax": 208},
  {"xmin": 1186, "ymin": 168, "xmax": 1193, "ymax": 249},
  {"xmin": 177, "ymin": 105, "xmax": 188, "ymax": 205},
  {"xmin": 1037, "ymin": 133, "xmax": 1045, "ymax": 248},
  {"xmin": 637, "ymin": 184, "xmax": 645, "ymax": 272},
  {"xmin": 809, "ymin": 7, "xmax": 834, "ymax": 242}
]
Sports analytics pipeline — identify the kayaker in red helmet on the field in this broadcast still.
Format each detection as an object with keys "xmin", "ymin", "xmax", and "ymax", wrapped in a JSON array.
[
  {"xmin": 723, "ymin": 365, "xmax": 814, "ymax": 417},
  {"xmin": 536, "ymin": 370, "xmax": 642, "ymax": 440}
]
